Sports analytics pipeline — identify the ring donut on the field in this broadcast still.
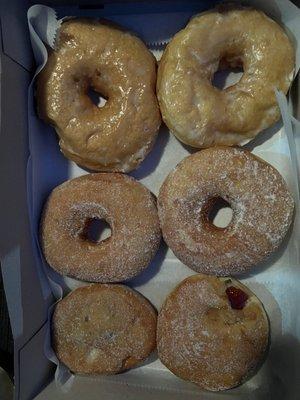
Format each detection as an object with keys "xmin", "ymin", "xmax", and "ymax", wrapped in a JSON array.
[
  {"xmin": 40, "ymin": 173, "xmax": 161, "ymax": 282},
  {"xmin": 158, "ymin": 147, "xmax": 294, "ymax": 276},
  {"xmin": 53, "ymin": 284, "xmax": 157, "ymax": 374},
  {"xmin": 157, "ymin": 274, "xmax": 269, "ymax": 391},
  {"xmin": 37, "ymin": 19, "xmax": 161, "ymax": 172},
  {"xmin": 157, "ymin": 7, "xmax": 294, "ymax": 147}
]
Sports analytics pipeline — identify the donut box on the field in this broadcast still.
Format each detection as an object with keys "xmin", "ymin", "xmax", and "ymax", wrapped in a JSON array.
[{"xmin": 0, "ymin": 0, "xmax": 300, "ymax": 399}]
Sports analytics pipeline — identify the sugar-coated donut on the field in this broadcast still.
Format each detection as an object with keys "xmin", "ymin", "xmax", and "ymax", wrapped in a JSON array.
[
  {"xmin": 53, "ymin": 284, "xmax": 157, "ymax": 374},
  {"xmin": 157, "ymin": 274, "xmax": 269, "ymax": 391},
  {"xmin": 157, "ymin": 7, "xmax": 294, "ymax": 148},
  {"xmin": 40, "ymin": 173, "xmax": 161, "ymax": 282},
  {"xmin": 37, "ymin": 19, "xmax": 161, "ymax": 172},
  {"xmin": 158, "ymin": 147, "xmax": 294, "ymax": 276}
]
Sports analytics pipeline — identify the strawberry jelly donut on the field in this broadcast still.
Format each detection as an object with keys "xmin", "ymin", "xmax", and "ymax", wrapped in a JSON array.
[
  {"xmin": 37, "ymin": 19, "xmax": 161, "ymax": 172},
  {"xmin": 157, "ymin": 274, "xmax": 269, "ymax": 391},
  {"xmin": 158, "ymin": 147, "xmax": 294, "ymax": 276},
  {"xmin": 157, "ymin": 7, "xmax": 294, "ymax": 148},
  {"xmin": 40, "ymin": 173, "xmax": 161, "ymax": 282},
  {"xmin": 53, "ymin": 284, "xmax": 157, "ymax": 374}
]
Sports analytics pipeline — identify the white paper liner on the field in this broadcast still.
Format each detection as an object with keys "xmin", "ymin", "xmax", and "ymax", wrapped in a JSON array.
[
  {"xmin": 27, "ymin": 1, "xmax": 300, "ymax": 395},
  {"xmin": 27, "ymin": 5, "xmax": 61, "ymax": 67},
  {"xmin": 275, "ymin": 90, "xmax": 300, "ymax": 203}
]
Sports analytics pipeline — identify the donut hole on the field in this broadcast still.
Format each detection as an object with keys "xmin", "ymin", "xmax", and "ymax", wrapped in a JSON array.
[
  {"xmin": 80, "ymin": 218, "xmax": 112, "ymax": 243},
  {"xmin": 212, "ymin": 58, "xmax": 244, "ymax": 90},
  {"xmin": 87, "ymin": 87, "xmax": 108, "ymax": 108},
  {"xmin": 204, "ymin": 197, "xmax": 233, "ymax": 229}
]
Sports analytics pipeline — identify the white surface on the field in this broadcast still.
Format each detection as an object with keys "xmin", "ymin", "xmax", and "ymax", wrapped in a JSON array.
[{"xmin": 26, "ymin": 1, "xmax": 300, "ymax": 399}]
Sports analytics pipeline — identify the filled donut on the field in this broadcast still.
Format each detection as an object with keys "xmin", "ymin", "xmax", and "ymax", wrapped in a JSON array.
[
  {"xmin": 157, "ymin": 7, "xmax": 294, "ymax": 148},
  {"xmin": 157, "ymin": 274, "xmax": 269, "ymax": 391},
  {"xmin": 158, "ymin": 147, "xmax": 294, "ymax": 276},
  {"xmin": 40, "ymin": 173, "xmax": 161, "ymax": 282},
  {"xmin": 53, "ymin": 284, "xmax": 157, "ymax": 374},
  {"xmin": 37, "ymin": 19, "xmax": 161, "ymax": 172}
]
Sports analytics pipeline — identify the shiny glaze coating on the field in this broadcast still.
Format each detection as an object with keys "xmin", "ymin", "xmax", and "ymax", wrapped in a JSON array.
[
  {"xmin": 157, "ymin": 274, "xmax": 269, "ymax": 391},
  {"xmin": 157, "ymin": 8, "xmax": 294, "ymax": 147},
  {"xmin": 37, "ymin": 19, "xmax": 161, "ymax": 172}
]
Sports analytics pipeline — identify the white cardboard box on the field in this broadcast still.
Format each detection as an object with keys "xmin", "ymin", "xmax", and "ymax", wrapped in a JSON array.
[{"xmin": 1, "ymin": 1, "xmax": 300, "ymax": 399}]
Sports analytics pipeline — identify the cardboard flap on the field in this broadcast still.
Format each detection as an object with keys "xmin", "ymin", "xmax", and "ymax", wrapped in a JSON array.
[{"xmin": 0, "ymin": 0, "xmax": 33, "ymax": 70}]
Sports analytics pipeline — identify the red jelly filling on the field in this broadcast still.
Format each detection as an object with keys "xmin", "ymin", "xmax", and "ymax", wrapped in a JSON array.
[{"xmin": 226, "ymin": 286, "xmax": 248, "ymax": 310}]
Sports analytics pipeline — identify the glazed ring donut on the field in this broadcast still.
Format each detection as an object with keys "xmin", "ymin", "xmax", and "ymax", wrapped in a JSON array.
[
  {"xmin": 158, "ymin": 147, "xmax": 294, "ymax": 276},
  {"xmin": 53, "ymin": 284, "xmax": 157, "ymax": 374},
  {"xmin": 37, "ymin": 19, "xmax": 161, "ymax": 172},
  {"xmin": 157, "ymin": 274, "xmax": 269, "ymax": 391},
  {"xmin": 40, "ymin": 173, "xmax": 161, "ymax": 282},
  {"xmin": 157, "ymin": 7, "xmax": 294, "ymax": 147}
]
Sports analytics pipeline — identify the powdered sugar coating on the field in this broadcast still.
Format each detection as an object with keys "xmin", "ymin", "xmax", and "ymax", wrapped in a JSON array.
[
  {"xmin": 41, "ymin": 173, "xmax": 161, "ymax": 282},
  {"xmin": 157, "ymin": 274, "xmax": 269, "ymax": 391},
  {"xmin": 53, "ymin": 284, "xmax": 157, "ymax": 374},
  {"xmin": 158, "ymin": 147, "xmax": 294, "ymax": 276}
]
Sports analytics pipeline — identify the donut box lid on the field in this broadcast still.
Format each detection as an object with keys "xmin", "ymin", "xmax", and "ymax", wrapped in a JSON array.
[{"xmin": 0, "ymin": 0, "xmax": 300, "ymax": 400}]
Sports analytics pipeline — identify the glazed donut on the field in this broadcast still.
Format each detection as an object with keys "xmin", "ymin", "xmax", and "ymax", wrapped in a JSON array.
[
  {"xmin": 37, "ymin": 19, "xmax": 161, "ymax": 172},
  {"xmin": 157, "ymin": 7, "xmax": 294, "ymax": 148},
  {"xmin": 158, "ymin": 147, "xmax": 294, "ymax": 276},
  {"xmin": 157, "ymin": 274, "xmax": 269, "ymax": 391},
  {"xmin": 40, "ymin": 173, "xmax": 161, "ymax": 282},
  {"xmin": 53, "ymin": 284, "xmax": 157, "ymax": 374}
]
